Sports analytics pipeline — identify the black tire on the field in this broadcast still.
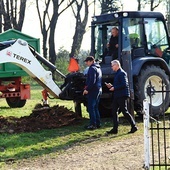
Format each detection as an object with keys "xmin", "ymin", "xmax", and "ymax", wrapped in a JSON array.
[
  {"xmin": 99, "ymin": 98, "xmax": 112, "ymax": 118},
  {"xmin": 134, "ymin": 65, "xmax": 170, "ymax": 116},
  {"xmin": 6, "ymin": 97, "xmax": 26, "ymax": 108}
]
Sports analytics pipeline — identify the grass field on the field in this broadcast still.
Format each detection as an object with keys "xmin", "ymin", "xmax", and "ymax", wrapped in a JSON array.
[{"xmin": 0, "ymin": 85, "xmax": 147, "ymax": 168}]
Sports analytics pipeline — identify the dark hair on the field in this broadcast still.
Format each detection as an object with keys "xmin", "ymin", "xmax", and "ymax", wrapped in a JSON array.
[{"xmin": 84, "ymin": 56, "xmax": 95, "ymax": 62}]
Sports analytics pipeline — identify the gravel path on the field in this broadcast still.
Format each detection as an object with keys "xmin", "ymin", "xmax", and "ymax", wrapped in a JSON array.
[{"xmin": 3, "ymin": 134, "xmax": 145, "ymax": 170}]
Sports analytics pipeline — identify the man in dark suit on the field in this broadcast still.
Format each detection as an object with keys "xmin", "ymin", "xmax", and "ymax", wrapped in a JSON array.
[{"xmin": 105, "ymin": 60, "xmax": 138, "ymax": 134}]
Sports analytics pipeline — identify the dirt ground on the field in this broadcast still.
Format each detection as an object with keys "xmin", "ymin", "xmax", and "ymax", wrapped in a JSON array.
[
  {"xmin": 0, "ymin": 104, "xmax": 82, "ymax": 133},
  {"xmin": 2, "ymin": 134, "xmax": 144, "ymax": 170},
  {"xmin": 0, "ymin": 104, "xmax": 145, "ymax": 170}
]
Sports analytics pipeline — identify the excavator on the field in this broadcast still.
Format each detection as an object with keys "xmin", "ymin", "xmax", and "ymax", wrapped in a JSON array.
[{"xmin": 0, "ymin": 38, "xmax": 86, "ymax": 116}]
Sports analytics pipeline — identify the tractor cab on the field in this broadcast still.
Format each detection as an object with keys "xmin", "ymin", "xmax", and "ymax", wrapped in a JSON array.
[{"xmin": 91, "ymin": 11, "xmax": 170, "ymax": 67}]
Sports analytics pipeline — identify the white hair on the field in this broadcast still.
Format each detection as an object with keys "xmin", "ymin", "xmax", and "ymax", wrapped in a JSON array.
[{"xmin": 111, "ymin": 60, "xmax": 121, "ymax": 67}]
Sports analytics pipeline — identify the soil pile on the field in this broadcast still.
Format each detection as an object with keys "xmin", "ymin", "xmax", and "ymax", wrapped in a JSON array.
[{"xmin": 0, "ymin": 104, "xmax": 82, "ymax": 133}]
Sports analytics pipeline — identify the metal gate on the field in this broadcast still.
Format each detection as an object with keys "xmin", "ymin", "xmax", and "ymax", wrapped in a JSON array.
[{"xmin": 143, "ymin": 81, "xmax": 170, "ymax": 170}]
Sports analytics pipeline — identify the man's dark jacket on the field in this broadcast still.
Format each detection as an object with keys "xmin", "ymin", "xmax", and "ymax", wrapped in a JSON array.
[
  {"xmin": 113, "ymin": 68, "xmax": 130, "ymax": 99},
  {"xmin": 108, "ymin": 35, "xmax": 118, "ymax": 59},
  {"xmin": 85, "ymin": 63, "xmax": 102, "ymax": 96}
]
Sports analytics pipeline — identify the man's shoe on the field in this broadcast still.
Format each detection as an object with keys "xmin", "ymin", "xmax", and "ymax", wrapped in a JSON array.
[
  {"xmin": 106, "ymin": 128, "xmax": 118, "ymax": 134},
  {"xmin": 128, "ymin": 126, "xmax": 138, "ymax": 133},
  {"xmin": 84, "ymin": 125, "xmax": 97, "ymax": 130}
]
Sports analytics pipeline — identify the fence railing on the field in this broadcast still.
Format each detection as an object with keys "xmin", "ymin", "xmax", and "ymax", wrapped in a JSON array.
[{"xmin": 143, "ymin": 81, "xmax": 170, "ymax": 170}]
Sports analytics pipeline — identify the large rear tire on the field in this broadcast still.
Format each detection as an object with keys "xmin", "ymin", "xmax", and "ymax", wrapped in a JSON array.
[
  {"xmin": 6, "ymin": 97, "xmax": 26, "ymax": 108},
  {"xmin": 134, "ymin": 65, "xmax": 170, "ymax": 117}
]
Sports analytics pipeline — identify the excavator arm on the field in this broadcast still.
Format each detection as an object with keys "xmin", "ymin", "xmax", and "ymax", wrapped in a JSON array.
[{"xmin": 0, "ymin": 39, "xmax": 63, "ymax": 98}]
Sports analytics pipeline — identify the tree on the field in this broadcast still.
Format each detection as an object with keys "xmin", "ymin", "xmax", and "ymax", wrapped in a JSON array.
[
  {"xmin": 137, "ymin": 0, "xmax": 163, "ymax": 11},
  {"xmin": 149, "ymin": 0, "xmax": 163, "ymax": 11},
  {"xmin": 0, "ymin": 0, "xmax": 27, "ymax": 32},
  {"xmin": 165, "ymin": 0, "xmax": 170, "ymax": 33},
  {"xmin": 69, "ymin": 0, "xmax": 89, "ymax": 57},
  {"xmin": 137, "ymin": 0, "xmax": 142, "ymax": 10},
  {"xmin": 36, "ymin": 0, "xmax": 75, "ymax": 64},
  {"xmin": 98, "ymin": 0, "xmax": 119, "ymax": 14}
]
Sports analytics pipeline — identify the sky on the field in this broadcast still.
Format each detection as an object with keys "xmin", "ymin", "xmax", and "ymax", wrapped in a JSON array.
[{"xmin": 22, "ymin": 0, "xmax": 165, "ymax": 53}]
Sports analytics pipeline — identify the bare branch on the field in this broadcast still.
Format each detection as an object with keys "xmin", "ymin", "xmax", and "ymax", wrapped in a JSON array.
[
  {"xmin": 36, "ymin": 0, "xmax": 43, "ymax": 32},
  {"xmin": 58, "ymin": 0, "xmax": 75, "ymax": 16}
]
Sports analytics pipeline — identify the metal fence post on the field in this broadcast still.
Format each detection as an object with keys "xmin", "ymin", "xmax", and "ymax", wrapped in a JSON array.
[{"xmin": 143, "ymin": 99, "xmax": 150, "ymax": 170}]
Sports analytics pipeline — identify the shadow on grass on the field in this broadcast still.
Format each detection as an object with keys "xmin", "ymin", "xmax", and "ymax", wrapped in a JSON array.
[
  {"xmin": 0, "ymin": 117, "xmax": 110, "ymax": 163},
  {"xmin": 1, "ymin": 111, "xmax": 168, "ymax": 164},
  {"xmin": 0, "ymin": 116, "xmax": 137, "ymax": 164},
  {"xmin": 0, "ymin": 107, "xmax": 11, "ymax": 109}
]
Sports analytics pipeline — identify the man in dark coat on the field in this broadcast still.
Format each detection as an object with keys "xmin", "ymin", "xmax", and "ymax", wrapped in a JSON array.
[
  {"xmin": 107, "ymin": 27, "xmax": 119, "ymax": 59},
  {"xmin": 105, "ymin": 60, "xmax": 138, "ymax": 134},
  {"xmin": 83, "ymin": 56, "xmax": 102, "ymax": 130}
]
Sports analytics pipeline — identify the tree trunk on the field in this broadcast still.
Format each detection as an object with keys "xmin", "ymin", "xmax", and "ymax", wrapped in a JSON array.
[
  {"xmin": 70, "ymin": 0, "xmax": 88, "ymax": 57},
  {"xmin": 36, "ymin": 0, "xmax": 75, "ymax": 64},
  {"xmin": 49, "ymin": 24, "xmax": 57, "ymax": 64},
  {"xmin": 48, "ymin": 7, "xmax": 58, "ymax": 64},
  {"xmin": 0, "ymin": 0, "xmax": 26, "ymax": 31}
]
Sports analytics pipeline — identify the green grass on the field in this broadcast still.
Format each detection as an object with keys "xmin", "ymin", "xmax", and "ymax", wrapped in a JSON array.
[
  {"xmin": 0, "ymin": 85, "xmax": 81, "ymax": 118},
  {"xmin": 150, "ymin": 167, "xmax": 170, "ymax": 170},
  {"xmin": 0, "ymin": 85, "xmax": 145, "ymax": 168}
]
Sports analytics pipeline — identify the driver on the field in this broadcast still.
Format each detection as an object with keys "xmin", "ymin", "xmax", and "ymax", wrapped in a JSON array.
[{"xmin": 107, "ymin": 27, "xmax": 119, "ymax": 59}]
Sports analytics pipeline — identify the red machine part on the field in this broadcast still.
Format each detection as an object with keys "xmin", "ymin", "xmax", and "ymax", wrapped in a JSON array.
[
  {"xmin": 0, "ymin": 77, "xmax": 30, "ymax": 99},
  {"xmin": 41, "ymin": 89, "xmax": 48, "ymax": 105}
]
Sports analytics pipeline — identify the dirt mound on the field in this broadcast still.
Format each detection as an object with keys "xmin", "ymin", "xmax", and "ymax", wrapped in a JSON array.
[{"xmin": 0, "ymin": 104, "xmax": 83, "ymax": 133}]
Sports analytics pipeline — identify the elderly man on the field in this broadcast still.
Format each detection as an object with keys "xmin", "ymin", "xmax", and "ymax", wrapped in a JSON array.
[{"xmin": 105, "ymin": 60, "xmax": 138, "ymax": 134}]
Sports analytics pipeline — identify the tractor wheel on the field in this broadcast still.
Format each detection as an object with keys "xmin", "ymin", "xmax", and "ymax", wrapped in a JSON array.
[
  {"xmin": 134, "ymin": 65, "xmax": 170, "ymax": 117},
  {"xmin": 99, "ymin": 98, "xmax": 112, "ymax": 118},
  {"xmin": 6, "ymin": 97, "xmax": 26, "ymax": 108}
]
